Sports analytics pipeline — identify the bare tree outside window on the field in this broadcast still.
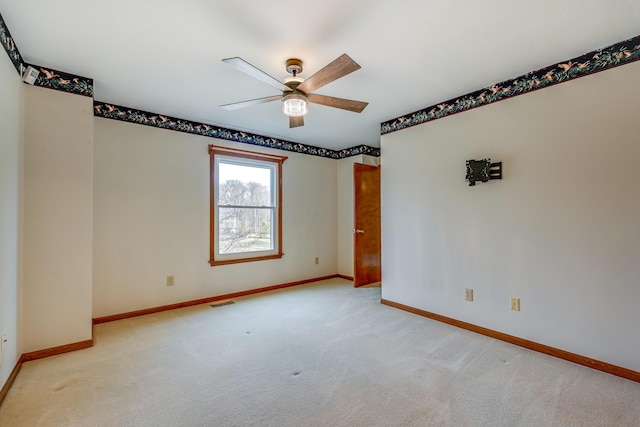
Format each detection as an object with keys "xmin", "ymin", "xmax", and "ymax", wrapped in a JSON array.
[{"xmin": 218, "ymin": 179, "xmax": 273, "ymax": 254}]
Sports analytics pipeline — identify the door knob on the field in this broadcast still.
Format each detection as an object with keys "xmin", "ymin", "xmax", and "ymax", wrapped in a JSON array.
[{"xmin": 353, "ymin": 229, "xmax": 365, "ymax": 234}]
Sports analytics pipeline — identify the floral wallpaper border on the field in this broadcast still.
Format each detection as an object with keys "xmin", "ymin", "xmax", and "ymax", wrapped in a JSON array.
[
  {"xmin": 0, "ymin": 12, "xmax": 23, "ymax": 73},
  {"xmin": 381, "ymin": 35, "xmax": 640, "ymax": 135},
  {"xmin": 94, "ymin": 101, "xmax": 380, "ymax": 159},
  {"xmin": 3, "ymin": 14, "xmax": 375, "ymax": 159},
  {"xmin": 1, "ymin": 12, "xmax": 94, "ymax": 97},
  {"xmin": 30, "ymin": 64, "xmax": 93, "ymax": 97}
]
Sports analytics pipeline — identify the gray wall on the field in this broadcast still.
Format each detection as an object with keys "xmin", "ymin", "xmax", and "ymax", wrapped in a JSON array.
[
  {"xmin": 22, "ymin": 85, "xmax": 94, "ymax": 352},
  {"xmin": 0, "ymin": 45, "xmax": 21, "ymax": 384},
  {"xmin": 92, "ymin": 118, "xmax": 338, "ymax": 317},
  {"xmin": 381, "ymin": 60, "xmax": 640, "ymax": 371}
]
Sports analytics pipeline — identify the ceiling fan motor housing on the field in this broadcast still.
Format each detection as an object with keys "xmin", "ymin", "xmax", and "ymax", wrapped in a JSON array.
[{"xmin": 285, "ymin": 58, "xmax": 303, "ymax": 76}]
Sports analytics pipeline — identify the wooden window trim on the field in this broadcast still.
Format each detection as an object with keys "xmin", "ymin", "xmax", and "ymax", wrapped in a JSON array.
[{"xmin": 209, "ymin": 145, "xmax": 287, "ymax": 266}]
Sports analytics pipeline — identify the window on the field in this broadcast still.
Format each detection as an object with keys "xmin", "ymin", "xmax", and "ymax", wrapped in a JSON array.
[{"xmin": 209, "ymin": 145, "xmax": 286, "ymax": 266}]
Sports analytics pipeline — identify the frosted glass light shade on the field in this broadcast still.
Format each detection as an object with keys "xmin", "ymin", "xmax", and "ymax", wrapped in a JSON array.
[{"xmin": 282, "ymin": 93, "xmax": 308, "ymax": 117}]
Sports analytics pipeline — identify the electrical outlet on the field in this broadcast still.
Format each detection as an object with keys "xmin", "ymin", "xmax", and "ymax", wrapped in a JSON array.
[
  {"xmin": 465, "ymin": 288, "xmax": 474, "ymax": 302},
  {"xmin": 167, "ymin": 275, "xmax": 175, "ymax": 287},
  {"xmin": 315, "ymin": 257, "xmax": 319, "ymax": 265},
  {"xmin": 510, "ymin": 297, "xmax": 520, "ymax": 311}
]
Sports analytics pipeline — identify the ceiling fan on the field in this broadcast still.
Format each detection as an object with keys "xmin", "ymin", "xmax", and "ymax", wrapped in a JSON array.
[{"xmin": 220, "ymin": 54, "xmax": 368, "ymax": 128}]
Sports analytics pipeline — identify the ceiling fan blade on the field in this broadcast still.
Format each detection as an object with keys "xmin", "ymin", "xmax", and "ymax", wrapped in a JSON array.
[
  {"xmin": 307, "ymin": 93, "xmax": 368, "ymax": 113},
  {"xmin": 222, "ymin": 57, "xmax": 292, "ymax": 92},
  {"xmin": 297, "ymin": 54, "xmax": 361, "ymax": 94},
  {"xmin": 220, "ymin": 95, "xmax": 282, "ymax": 111},
  {"xmin": 289, "ymin": 116, "xmax": 304, "ymax": 128}
]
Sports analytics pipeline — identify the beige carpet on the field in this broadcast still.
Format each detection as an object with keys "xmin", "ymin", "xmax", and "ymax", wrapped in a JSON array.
[{"xmin": 1, "ymin": 278, "xmax": 639, "ymax": 426}]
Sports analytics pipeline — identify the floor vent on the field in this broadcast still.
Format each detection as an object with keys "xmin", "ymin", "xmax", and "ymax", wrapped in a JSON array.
[{"xmin": 211, "ymin": 301, "xmax": 235, "ymax": 308}]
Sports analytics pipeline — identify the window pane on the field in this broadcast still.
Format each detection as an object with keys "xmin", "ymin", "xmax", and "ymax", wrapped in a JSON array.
[
  {"xmin": 209, "ymin": 146, "xmax": 284, "ymax": 266},
  {"xmin": 218, "ymin": 162, "xmax": 272, "ymax": 207},
  {"xmin": 218, "ymin": 207, "xmax": 274, "ymax": 254}
]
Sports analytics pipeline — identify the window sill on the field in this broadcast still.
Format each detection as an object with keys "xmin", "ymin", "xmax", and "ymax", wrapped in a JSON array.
[{"xmin": 209, "ymin": 253, "xmax": 284, "ymax": 267}]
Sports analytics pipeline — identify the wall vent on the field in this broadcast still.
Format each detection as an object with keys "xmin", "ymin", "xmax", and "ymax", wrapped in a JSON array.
[{"xmin": 210, "ymin": 301, "xmax": 235, "ymax": 308}]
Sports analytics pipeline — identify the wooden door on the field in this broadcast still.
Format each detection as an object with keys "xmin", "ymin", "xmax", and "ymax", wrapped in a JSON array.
[{"xmin": 354, "ymin": 163, "xmax": 381, "ymax": 287}]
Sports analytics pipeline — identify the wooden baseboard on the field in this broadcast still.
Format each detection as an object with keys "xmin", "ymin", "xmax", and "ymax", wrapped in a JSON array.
[
  {"xmin": 1, "ymin": 340, "xmax": 93, "ymax": 407},
  {"xmin": 21, "ymin": 340, "xmax": 94, "ymax": 362},
  {"xmin": 381, "ymin": 299, "xmax": 640, "ymax": 383},
  {"xmin": 0, "ymin": 356, "xmax": 23, "ymax": 408},
  {"xmin": 336, "ymin": 274, "xmax": 354, "ymax": 281},
  {"xmin": 93, "ymin": 274, "xmax": 341, "ymax": 324}
]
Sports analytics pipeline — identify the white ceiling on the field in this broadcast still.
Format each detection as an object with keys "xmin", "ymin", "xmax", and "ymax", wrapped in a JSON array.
[{"xmin": 1, "ymin": 0, "xmax": 638, "ymax": 151}]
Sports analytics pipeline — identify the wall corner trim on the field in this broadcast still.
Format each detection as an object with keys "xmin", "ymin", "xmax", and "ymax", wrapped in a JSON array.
[{"xmin": 381, "ymin": 299, "xmax": 640, "ymax": 383}]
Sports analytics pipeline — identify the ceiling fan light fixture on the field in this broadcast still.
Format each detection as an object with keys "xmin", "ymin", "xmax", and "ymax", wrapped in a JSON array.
[{"xmin": 282, "ymin": 93, "xmax": 308, "ymax": 117}]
